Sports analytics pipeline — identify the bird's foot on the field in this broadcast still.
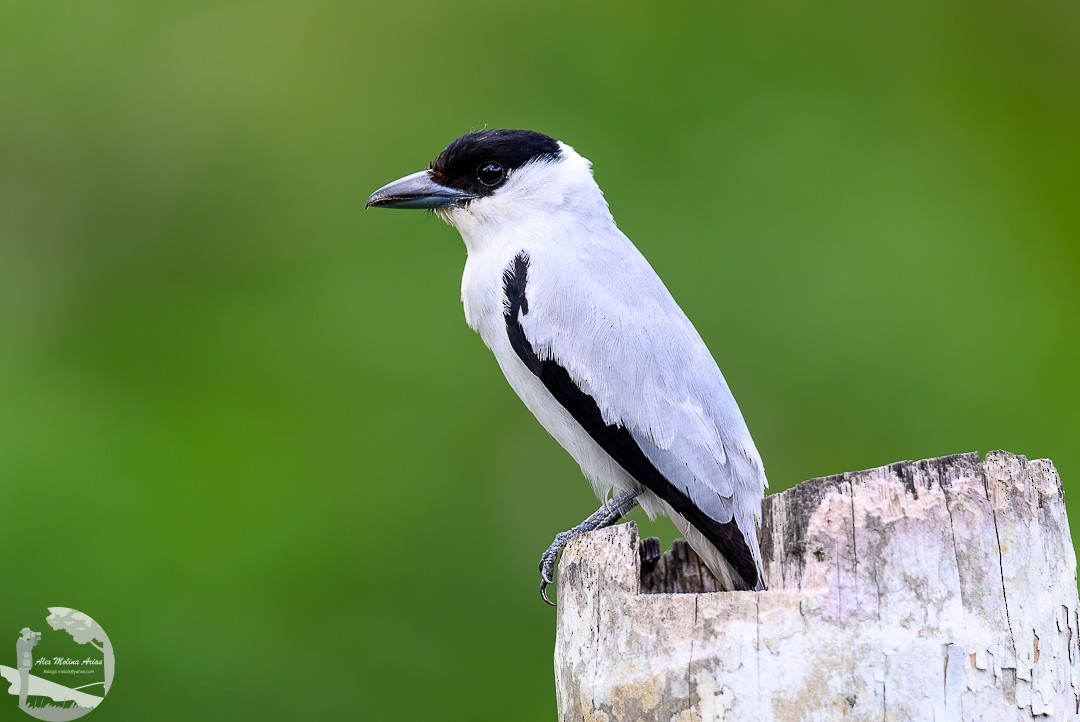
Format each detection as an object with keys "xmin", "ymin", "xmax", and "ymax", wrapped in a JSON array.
[
  {"xmin": 538, "ymin": 531, "xmax": 576, "ymax": 605},
  {"xmin": 537, "ymin": 490, "xmax": 640, "ymax": 606}
]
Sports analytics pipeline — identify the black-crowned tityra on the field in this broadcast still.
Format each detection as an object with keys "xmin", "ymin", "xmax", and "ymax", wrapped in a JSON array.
[{"xmin": 368, "ymin": 129, "xmax": 768, "ymax": 603}]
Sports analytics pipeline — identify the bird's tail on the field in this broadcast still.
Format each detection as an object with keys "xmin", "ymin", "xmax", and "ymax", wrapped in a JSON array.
[{"xmin": 670, "ymin": 512, "xmax": 766, "ymax": 592}]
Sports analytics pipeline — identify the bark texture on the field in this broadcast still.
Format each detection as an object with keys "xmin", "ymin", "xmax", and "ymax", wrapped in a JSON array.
[{"xmin": 554, "ymin": 451, "xmax": 1080, "ymax": 721}]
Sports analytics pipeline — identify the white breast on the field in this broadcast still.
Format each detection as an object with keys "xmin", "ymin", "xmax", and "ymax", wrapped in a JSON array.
[{"xmin": 461, "ymin": 243, "xmax": 639, "ymax": 501}]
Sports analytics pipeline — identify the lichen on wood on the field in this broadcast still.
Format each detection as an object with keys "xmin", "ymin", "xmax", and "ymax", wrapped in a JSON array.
[{"xmin": 554, "ymin": 451, "xmax": 1080, "ymax": 721}]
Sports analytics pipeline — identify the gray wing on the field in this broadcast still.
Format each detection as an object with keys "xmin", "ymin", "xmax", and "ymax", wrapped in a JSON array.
[{"xmin": 503, "ymin": 238, "xmax": 767, "ymax": 587}]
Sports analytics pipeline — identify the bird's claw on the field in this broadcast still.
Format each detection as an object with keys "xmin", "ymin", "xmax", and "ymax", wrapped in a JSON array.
[
  {"xmin": 540, "ymin": 578, "xmax": 555, "ymax": 606},
  {"xmin": 538, "ymin": 546, "xmax": 560, "ymax": 606}
]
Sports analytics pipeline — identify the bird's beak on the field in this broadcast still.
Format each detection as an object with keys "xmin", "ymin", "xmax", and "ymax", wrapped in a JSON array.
[{"xmin": 365, "ymin": 170, "xmax": 477, "ymax": 210}]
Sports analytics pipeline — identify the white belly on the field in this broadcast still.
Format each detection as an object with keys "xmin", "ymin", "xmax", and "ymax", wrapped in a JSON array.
[{"xmin": 461, "ymin": 246, "xmax": 639, "ymax": 501}]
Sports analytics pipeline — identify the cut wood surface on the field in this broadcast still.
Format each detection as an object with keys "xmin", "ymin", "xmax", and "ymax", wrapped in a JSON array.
[{"xmin": 554, "ymin": 451, "xmax": 1080, "ymax": 721}]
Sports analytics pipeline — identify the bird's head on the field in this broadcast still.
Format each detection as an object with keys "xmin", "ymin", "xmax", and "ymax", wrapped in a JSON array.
[{"xmin": 366, "ymin": 129, "xmax": 610, "ymax": 244}]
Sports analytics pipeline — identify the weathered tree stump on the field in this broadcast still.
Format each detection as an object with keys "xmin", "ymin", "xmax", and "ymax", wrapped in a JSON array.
[{"xmin": 554, "ymin": 451, "xmax": 1080, "ymax": 721}]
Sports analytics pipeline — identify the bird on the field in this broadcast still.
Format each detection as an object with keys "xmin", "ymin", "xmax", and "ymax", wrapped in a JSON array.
[{"xmin": 366, "ymin": 129, "xmax": 768, "ymax": 603}]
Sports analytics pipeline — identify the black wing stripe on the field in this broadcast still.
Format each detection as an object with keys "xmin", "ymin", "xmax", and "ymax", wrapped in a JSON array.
[{"xmin": 502, "ymin": 253, "xmax": 758, "ymax": 590}]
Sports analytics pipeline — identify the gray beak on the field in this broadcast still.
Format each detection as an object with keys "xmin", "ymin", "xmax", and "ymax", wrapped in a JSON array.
[{"xmin": 365, "ymin": 170, "xmax": 477, "ymax": 210}]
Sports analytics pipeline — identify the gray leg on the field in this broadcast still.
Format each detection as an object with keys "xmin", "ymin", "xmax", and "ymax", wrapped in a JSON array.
[{"xmin": 539, "ymin": 490, "xmax": 640, "ymax": 605}]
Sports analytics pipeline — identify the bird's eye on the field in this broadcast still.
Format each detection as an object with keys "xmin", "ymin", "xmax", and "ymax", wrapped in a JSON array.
[{"xmin": 476, "ymin": 161, "xmax": 505, "ymax": 187}]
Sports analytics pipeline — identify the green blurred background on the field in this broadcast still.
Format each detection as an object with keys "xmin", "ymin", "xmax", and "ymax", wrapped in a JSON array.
[{"xmin": 1, "ymin": 0, "xmax": 1077, "ymax": 719}]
